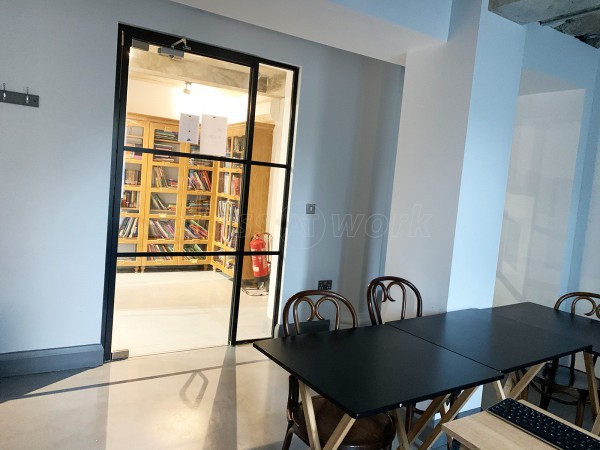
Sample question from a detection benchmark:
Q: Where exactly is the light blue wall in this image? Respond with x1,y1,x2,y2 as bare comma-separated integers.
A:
327,0,452,41
0,0,403,353
446,3,525,310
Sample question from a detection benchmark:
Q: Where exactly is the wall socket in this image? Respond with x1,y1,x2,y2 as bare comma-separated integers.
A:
306,203,316,214
318,280,332,290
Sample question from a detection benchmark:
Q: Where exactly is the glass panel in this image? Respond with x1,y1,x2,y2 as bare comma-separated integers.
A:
117,119,147,272
237,255,279,341
253,64,295,164
117,242,141,268
244,165,286,252
127,43,250,159
112,263,234,356
152,124,182,162
114,37,296,354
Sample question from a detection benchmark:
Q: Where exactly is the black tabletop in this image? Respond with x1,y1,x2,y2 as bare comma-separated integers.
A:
253,325,502,419
387,309,592,373
492,302,600,356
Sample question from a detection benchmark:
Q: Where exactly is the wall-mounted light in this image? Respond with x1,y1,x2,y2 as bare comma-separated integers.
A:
183,82,192,95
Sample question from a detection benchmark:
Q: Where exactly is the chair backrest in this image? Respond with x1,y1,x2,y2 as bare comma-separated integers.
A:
555,292,600,318
367,276,423,325
282,290,358,337
553,292,600,370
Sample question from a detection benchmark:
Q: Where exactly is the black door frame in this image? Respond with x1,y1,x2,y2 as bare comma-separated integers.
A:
102,24,298,361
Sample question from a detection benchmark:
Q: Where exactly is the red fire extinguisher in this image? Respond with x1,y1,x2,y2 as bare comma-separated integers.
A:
250,233,271,284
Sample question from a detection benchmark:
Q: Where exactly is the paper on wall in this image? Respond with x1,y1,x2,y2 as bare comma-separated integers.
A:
179,113,200,144
200,114,228,156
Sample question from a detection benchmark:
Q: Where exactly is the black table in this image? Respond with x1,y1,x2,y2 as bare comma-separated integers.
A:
492,301,600,432
254,325,502,450
492,302,600,355
387,308,594,413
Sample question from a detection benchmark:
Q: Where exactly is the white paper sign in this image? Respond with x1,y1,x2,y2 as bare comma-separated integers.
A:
200,114,228,156
179,113,200,144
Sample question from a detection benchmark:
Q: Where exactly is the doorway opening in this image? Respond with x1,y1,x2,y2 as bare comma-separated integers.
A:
103,25,298,359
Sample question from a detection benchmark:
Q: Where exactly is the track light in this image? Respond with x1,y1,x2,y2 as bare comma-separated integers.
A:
183,82,192,95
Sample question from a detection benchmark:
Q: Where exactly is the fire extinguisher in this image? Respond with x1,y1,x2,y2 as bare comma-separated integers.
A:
250,233,271,286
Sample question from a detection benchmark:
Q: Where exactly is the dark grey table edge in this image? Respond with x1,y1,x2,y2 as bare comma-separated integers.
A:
253,325,503,419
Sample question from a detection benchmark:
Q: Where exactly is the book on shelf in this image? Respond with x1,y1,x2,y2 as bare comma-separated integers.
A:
232,135,246,154
184,219,209,239
121,190,140,209
149,219,175,239
184,244,205,252
147,243,173,261
124,168,141,186
219,173,230,194
118,217,138,238
153,154,177,163
186,197,210,215
231,174,241,196
188,170,212,191
189,157,212,167
154,143,174,152
150,193,176,212
152,167,178,189
154,130,178,141
216,199,240,223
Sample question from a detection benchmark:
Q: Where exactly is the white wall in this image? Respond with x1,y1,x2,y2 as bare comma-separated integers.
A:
494,90,585,308
580,132,600,291
385,0,524,314
578,63,600,293
446,2,525,311
385,1,479,314
520,24,600,295
0,0,403,353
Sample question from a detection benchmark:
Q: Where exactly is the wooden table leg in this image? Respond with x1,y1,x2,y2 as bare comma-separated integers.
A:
323,415,356,450
408,395,450,446
298,381,356,450
299,382,322,450
583,352,600,435
585,352,599,417
492,380,506,400
507,363,545,399
418,387,478,450
393,408,410,450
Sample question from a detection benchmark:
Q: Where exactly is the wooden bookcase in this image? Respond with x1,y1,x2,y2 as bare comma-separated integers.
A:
117,114,273,279
117,117,149,269
211,122,274,279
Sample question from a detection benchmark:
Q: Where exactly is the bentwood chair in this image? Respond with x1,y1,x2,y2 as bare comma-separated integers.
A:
533,292,600,427
366,276,424,432
281,290,396,450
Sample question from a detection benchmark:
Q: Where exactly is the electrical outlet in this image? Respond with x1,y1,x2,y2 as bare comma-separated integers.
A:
318,280,332,290
306,203,316,214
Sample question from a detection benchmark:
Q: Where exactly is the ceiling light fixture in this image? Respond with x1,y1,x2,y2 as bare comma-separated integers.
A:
183,82,192,95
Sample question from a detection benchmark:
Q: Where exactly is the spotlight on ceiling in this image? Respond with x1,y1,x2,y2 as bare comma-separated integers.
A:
183,82,192,95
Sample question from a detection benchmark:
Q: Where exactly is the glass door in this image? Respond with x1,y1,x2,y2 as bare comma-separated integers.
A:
234,64,297,342
103,26,298,359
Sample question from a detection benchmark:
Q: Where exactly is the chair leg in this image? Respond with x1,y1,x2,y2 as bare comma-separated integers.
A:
539,386,552,410
405,404,414,433
575,392,587,428
281,424,294,450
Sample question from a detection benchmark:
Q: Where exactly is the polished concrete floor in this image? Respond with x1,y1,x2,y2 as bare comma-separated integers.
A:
113,270,274,356
0,345,303,449
1,344,592,449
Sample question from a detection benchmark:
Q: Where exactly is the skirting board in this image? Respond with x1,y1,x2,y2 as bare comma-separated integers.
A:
0,344,103,378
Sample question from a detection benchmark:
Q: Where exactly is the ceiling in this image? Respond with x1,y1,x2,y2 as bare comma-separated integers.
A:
489,0,600,48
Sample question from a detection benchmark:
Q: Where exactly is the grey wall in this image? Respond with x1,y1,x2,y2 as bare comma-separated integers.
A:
0,0,403,355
